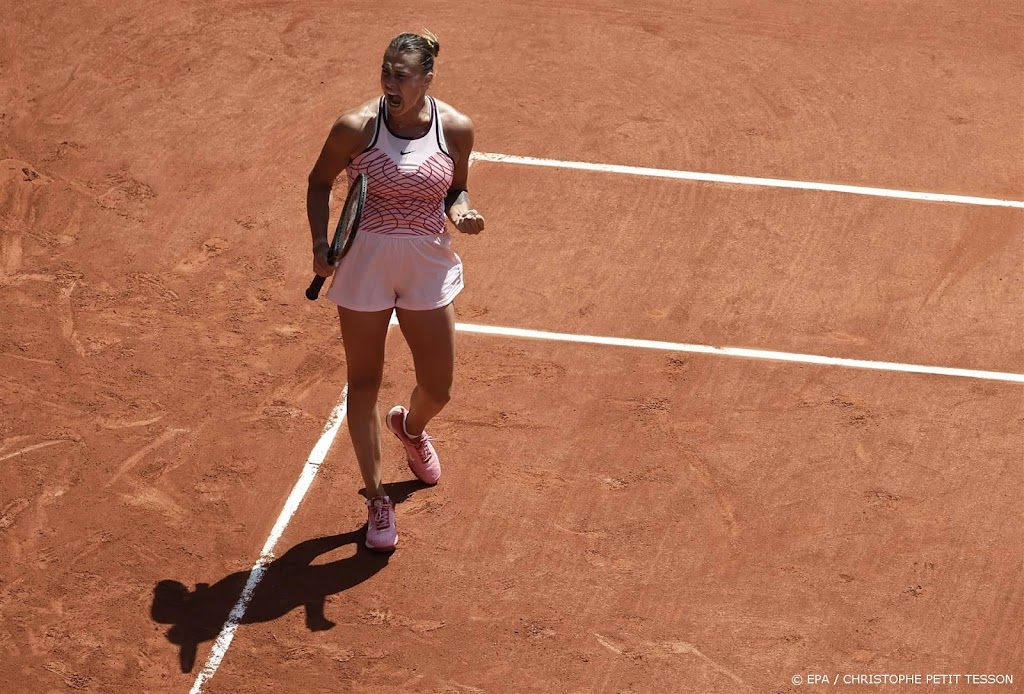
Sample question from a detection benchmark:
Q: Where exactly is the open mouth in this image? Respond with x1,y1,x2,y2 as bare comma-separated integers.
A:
386,94,402,109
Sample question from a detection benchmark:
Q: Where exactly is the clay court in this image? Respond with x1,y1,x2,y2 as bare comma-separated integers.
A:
2,1,1023,692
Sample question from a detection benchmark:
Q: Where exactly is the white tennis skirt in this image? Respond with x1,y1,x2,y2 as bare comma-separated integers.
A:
325,231,464,312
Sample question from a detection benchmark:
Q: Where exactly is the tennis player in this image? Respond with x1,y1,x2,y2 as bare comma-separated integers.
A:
306,31,485,552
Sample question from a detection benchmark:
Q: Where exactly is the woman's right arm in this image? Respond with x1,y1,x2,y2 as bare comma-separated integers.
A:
307,111,366,278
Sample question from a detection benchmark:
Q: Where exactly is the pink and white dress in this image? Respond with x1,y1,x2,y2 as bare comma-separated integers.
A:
327,96,464,311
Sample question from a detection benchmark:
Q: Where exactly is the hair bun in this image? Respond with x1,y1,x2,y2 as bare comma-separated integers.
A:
420,30,440,57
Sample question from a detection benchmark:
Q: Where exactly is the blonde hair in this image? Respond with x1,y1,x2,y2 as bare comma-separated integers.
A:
385,31,440,73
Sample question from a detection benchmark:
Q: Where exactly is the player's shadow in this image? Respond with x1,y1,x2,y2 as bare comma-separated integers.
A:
151,479,426,673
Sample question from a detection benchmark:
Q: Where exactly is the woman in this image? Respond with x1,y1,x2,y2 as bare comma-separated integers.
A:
306,31,485,552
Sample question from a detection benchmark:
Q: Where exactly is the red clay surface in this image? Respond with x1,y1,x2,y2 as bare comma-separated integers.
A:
2,1,1022,693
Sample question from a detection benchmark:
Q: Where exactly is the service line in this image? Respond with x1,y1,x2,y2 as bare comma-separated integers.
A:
454,322,1024,384
189,387,349,694
470,152,1024,209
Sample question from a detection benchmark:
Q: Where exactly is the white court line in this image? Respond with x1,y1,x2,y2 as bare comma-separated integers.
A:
470,152,1024,209
455,322,1024,384
189,387,349,694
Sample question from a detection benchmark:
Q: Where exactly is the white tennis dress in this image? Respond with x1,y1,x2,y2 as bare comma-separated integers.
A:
326,96,464,311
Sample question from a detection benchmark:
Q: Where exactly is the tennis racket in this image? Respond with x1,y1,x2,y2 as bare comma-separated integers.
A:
306,172,368,301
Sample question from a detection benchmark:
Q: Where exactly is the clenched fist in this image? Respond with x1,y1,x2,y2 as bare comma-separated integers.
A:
453,210,485,235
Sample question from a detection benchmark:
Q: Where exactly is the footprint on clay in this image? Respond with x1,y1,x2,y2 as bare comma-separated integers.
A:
128,272,180,302
174,237,230,273
44,141,86,163
0,498,31,529
458,304,489,319
1,159,53,190
602,477,627,490
94,171,156,220
273,325,303,340
0,160,52,278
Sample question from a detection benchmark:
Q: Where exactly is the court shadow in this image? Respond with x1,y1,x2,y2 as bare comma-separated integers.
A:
151,528,389,673
360,477,430,504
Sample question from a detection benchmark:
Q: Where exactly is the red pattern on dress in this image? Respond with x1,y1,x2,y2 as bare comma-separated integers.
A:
348,148,454,237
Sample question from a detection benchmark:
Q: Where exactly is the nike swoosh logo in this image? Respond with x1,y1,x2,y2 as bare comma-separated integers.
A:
400,149,413,155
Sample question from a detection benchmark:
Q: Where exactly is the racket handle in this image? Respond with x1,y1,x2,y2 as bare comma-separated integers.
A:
305,274,327,301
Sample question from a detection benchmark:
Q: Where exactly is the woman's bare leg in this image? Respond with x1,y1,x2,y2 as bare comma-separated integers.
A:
394,302,456,436
338,306,394,497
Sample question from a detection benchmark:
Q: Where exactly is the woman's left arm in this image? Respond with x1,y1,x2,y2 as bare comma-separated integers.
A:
444,110,485,235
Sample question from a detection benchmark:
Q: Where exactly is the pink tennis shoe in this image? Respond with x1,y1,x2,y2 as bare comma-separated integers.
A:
365,495,398,552
385,405,441,485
